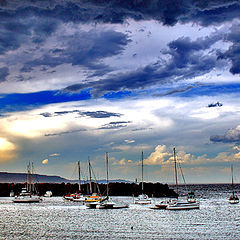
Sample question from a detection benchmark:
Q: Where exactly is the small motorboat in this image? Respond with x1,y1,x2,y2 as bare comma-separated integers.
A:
187,192,196,203
44,191,53,197
154,199,177,209
134,194,152,205
229,194,239,204
13,188,42,203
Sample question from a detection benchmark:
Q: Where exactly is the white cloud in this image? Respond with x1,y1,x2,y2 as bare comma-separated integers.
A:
49,153,60,157
124,139,135,144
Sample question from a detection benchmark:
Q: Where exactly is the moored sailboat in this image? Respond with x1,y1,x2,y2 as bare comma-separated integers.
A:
85,157,106,208
87,152,129,209
166,148,199,210
13,162,42,203
72,161,86,203
229,164,239,204
134,151,151,205
63,161,86,202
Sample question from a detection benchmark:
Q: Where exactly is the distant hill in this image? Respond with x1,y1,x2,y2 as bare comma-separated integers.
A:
0,172,132,184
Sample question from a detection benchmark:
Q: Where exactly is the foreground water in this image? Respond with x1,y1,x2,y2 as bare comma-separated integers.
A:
0,184,239,239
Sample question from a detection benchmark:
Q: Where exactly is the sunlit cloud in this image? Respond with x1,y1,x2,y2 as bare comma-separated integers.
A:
0,137,17,162
144,145,237,166
42,159,49,164
113,158,127,166
112,144,151,152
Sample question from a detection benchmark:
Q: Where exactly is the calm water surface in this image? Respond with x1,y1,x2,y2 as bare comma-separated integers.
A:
0,185,240,239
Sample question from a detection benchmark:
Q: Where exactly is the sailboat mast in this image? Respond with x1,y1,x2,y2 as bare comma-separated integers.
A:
106,152,109,198
27,162,32,192
78,161,81,192
88,157,92,194
141,151,144,194
32,162,35,193
173,148,178,198
231,164,234,196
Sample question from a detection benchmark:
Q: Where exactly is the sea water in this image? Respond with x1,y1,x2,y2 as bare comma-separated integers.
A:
0,184,239,239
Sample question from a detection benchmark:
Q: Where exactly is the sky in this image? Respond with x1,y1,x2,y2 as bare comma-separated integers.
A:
1,0,240,184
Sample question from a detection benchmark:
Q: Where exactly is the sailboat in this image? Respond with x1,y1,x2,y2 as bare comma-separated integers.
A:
87,152,129,209
95,152,116,209
229,164,239,204
166,148,199,210
72,161,86,203
85,157,106,207
134,151,151,205
63,161,84,201
13,162,42,203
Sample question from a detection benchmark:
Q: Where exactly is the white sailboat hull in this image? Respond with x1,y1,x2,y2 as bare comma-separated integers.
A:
229,199,239,204
166,201,200,210
134,199,152,205
13,196,42,203
134,194,151,205
155,199,177,209
72,197,86,203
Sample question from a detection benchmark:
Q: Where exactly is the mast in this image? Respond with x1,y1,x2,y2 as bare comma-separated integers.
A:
231,164,234,196
106,152,109,198
173,148,178,198
78,161,81,192
32,162,35,194
88,157,92,194
141,151,144,194
27,162,32,192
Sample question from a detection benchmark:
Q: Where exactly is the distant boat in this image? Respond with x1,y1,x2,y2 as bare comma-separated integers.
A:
134,151,151,205
187,192,196,203
229,164,239,204
44,191,53,197
13,162,42,203
166,148,199,210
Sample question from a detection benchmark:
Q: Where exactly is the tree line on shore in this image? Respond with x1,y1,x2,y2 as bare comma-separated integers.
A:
0,182,177,197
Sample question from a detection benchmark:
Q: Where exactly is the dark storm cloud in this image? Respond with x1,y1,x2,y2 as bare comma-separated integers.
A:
45,129,86,137
154,83,204,97
1,0,240,98
207,102,223,108
210,127,240,143
99,121,131,129
0,16,59,55
21,30,130,72
0,67,9,82
217,23,240,74
40,110,122,118
64,34,222,96
1,0,240,26
81,111,122,118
